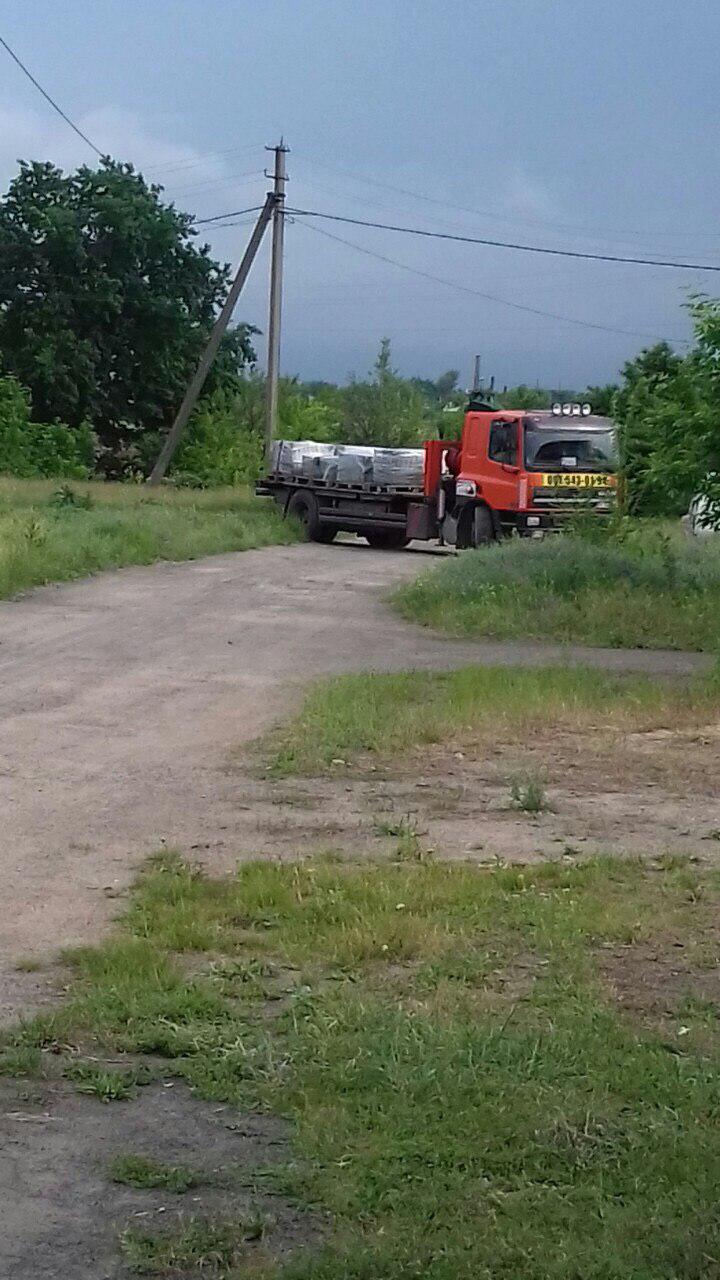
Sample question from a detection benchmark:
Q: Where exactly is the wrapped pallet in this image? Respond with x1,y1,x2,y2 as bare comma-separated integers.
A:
276,440,332,476
334,448,374,485
371,448,425,488
300,444,337,479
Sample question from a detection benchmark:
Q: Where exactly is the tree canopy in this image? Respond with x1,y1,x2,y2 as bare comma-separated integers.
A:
0,159,256,458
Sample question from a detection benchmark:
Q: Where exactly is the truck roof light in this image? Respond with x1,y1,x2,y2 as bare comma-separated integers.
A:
552,402,592,417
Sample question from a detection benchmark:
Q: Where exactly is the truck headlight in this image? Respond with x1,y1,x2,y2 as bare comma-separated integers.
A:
456,479,477,497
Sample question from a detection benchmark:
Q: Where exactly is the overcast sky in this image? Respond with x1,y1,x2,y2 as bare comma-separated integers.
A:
2,0,720,389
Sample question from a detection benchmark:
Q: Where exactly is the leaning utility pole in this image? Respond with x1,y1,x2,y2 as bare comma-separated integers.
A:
148,192,276,486
264,140,289,461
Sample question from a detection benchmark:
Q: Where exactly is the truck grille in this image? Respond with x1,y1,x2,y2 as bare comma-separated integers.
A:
532,487,615,510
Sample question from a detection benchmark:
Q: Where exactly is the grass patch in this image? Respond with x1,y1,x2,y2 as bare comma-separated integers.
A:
266,663,720,774
121,1213,267,1274
63,1059,154,1101
13,852,720,1277
509,773,551,813
0,477,297,598
110,1153,200,1193
0,1045,42,1077
394,532,720,651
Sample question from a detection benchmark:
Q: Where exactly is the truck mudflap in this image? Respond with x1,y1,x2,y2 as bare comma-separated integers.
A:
406,502,437,541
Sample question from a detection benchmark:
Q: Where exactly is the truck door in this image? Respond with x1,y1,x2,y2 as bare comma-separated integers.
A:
484,418,520,511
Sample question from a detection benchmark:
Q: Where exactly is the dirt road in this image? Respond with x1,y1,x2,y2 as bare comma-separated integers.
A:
0,541,710,1018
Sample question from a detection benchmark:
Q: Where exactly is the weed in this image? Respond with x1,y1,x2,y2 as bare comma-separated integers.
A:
120,1213,267,1273
394,529,720,650
63,1060,154,1101
14,957,43,973
0,1045,42,1077
110,1154,199,1193
509,773,551,813
51,484,94,510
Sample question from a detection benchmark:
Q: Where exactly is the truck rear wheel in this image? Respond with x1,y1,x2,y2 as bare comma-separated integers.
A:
287,492,336,543
365,528,410,550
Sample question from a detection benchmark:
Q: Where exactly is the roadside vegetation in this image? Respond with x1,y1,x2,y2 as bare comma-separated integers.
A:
5,852,720,1278
395,528,720,651
266,663,719,775
0,479,297,599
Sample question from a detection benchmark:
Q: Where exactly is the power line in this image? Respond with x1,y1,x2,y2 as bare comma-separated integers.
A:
0,34,104,157
283,207,720,272
298,220,689,345
169,169,265,198
195,205,264,226
143,142,263,178
296,153,720,244
197,200,720,270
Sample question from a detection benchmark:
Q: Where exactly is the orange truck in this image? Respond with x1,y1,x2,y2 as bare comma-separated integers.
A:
257,399,618,549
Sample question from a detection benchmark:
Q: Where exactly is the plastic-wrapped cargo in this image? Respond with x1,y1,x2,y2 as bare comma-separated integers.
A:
275,441,333,476
334,447,374,485
300,444,336,479
372,448,425,489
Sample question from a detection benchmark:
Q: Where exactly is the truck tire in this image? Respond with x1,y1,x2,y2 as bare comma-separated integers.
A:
287,492,336,543
472,505,495,547
457,503,495,549
365,528,410,550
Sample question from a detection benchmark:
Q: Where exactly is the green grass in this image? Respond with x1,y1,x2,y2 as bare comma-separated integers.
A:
11,852,720,1278
0,477,297,598
121,1213,267,1274
509,773,551,813
394,532,720,651
0,1045,42,1077
266,664,720,774
63,1059,154,1101
110,1154,200,1193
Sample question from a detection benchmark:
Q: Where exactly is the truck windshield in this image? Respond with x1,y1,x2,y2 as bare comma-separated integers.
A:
523,422,618,472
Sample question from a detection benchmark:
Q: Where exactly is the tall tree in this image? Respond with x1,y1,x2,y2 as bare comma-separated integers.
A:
0,159,256,457
340,339,428,446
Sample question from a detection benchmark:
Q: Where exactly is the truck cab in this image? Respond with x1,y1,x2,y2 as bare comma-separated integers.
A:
441,400,618,547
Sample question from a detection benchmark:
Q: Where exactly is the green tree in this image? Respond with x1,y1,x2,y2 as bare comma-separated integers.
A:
583,384,618,417
339,339,428,446
495,385,551,410
0,159,256,461
434,369,460,401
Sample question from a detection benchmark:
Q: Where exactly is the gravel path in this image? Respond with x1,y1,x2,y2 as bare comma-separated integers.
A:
0,540,710,1018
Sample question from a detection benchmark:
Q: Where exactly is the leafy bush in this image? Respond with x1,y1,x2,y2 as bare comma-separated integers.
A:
173,389,263,487
0,375,93,478
614,302,720,516
395,531,720,650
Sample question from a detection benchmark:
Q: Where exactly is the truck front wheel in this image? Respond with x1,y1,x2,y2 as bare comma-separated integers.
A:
457,503,495,549
287,493,336,543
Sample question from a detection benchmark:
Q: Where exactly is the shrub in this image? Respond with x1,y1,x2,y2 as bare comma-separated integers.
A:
0,376,93,478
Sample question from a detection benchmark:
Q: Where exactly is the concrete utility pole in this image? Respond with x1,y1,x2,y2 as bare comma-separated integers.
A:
148,194,275,486
471,353,481,392
264,140,289,461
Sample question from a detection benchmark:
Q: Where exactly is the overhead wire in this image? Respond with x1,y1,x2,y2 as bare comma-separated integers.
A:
0,34,104,157
283,207,720,273
295,152,720,244
197,198,720,271
296,219,690,345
